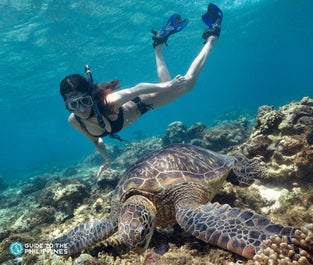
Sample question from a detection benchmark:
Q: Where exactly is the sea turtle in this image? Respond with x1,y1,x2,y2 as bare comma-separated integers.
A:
53,144,298,259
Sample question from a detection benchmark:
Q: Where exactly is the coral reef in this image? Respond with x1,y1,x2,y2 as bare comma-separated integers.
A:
162,121,188,145
0,233,36,264
240,97,313,183
251,224,313,265
111,137,163,170
202,116,251,151
1,98,313,264
39,180,90,221
11,206,56,232
162,116,252,152
21,175,52,195
96,169,121,189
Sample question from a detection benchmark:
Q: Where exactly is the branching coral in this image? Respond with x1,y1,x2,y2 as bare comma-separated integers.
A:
253,224,313,265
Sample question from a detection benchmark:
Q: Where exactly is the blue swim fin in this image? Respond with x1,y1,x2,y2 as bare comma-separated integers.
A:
152,14,189,48
202,3,223,39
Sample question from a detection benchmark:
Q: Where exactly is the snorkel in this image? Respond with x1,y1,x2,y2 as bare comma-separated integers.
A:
85,65,106,128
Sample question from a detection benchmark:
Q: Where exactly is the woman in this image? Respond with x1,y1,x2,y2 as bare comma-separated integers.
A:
60,3,223,175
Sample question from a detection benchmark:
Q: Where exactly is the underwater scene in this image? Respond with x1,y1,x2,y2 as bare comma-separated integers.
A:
1,0,313,264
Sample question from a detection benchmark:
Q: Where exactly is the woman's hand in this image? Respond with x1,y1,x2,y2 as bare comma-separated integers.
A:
96,159,112,178
167,75,186,90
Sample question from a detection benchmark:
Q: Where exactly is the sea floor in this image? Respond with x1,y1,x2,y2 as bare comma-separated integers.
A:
1,97,313,265
0,168,278,265
1,148,311,264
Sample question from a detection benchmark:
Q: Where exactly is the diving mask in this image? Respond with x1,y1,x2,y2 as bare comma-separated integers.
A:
65,94,94,112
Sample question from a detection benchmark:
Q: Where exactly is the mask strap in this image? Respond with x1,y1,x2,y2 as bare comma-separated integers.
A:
85,65,106,128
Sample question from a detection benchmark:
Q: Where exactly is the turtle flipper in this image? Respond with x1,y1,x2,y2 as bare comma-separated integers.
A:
52,218,117,256
176,202,297,259
152,14,189,48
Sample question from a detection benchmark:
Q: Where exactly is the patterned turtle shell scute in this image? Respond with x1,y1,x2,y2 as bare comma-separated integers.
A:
114,144,235,201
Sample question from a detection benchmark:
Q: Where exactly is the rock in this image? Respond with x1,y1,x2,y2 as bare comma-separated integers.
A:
203,116,251,151
241,97,313,182
11,207,56,232
162,121,188,145
162,117,251,152
63,167,78,177
21,175,49,195
97,169,121,189
186,122,206,139
112,137,162,170
254,105,283,135
39,180,90,219
73,253,100,265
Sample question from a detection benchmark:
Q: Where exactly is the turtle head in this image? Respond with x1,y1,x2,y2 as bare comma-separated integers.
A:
227,166,255,187
227,152,265,187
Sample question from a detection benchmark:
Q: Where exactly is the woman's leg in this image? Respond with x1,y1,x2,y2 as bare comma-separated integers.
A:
143,3,222,109
184,35,218,90
154,44,171,82
141,35,218,108
152,14,188,82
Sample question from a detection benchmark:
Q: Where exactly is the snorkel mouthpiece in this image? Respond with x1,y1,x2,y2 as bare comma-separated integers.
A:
85,65,106,128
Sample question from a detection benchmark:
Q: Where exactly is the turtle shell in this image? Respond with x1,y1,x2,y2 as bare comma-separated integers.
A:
113,144,235,203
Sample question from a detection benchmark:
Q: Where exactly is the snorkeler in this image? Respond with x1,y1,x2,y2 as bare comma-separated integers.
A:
60,3,223,175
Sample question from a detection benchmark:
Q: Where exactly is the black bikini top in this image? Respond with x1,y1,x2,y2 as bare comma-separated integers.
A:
75,107,124,138
75,97,152,141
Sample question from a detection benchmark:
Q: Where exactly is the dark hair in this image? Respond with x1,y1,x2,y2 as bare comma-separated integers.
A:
60,74,120,115
60,74,91,100
94,80,120,116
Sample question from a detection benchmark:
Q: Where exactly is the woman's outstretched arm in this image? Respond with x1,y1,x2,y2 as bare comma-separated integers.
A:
68,114,111,173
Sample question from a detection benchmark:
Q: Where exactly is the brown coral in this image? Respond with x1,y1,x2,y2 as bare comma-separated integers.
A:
39,180,90,220
252,224,313,265
241,97,313,182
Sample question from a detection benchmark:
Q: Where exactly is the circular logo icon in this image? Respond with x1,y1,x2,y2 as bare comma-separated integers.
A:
9,241,24,256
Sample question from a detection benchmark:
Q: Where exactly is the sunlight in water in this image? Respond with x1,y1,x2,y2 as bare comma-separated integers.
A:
220,0,266,10
177,0,267,12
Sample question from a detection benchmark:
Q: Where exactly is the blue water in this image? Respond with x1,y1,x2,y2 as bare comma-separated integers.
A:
1,0,313,182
